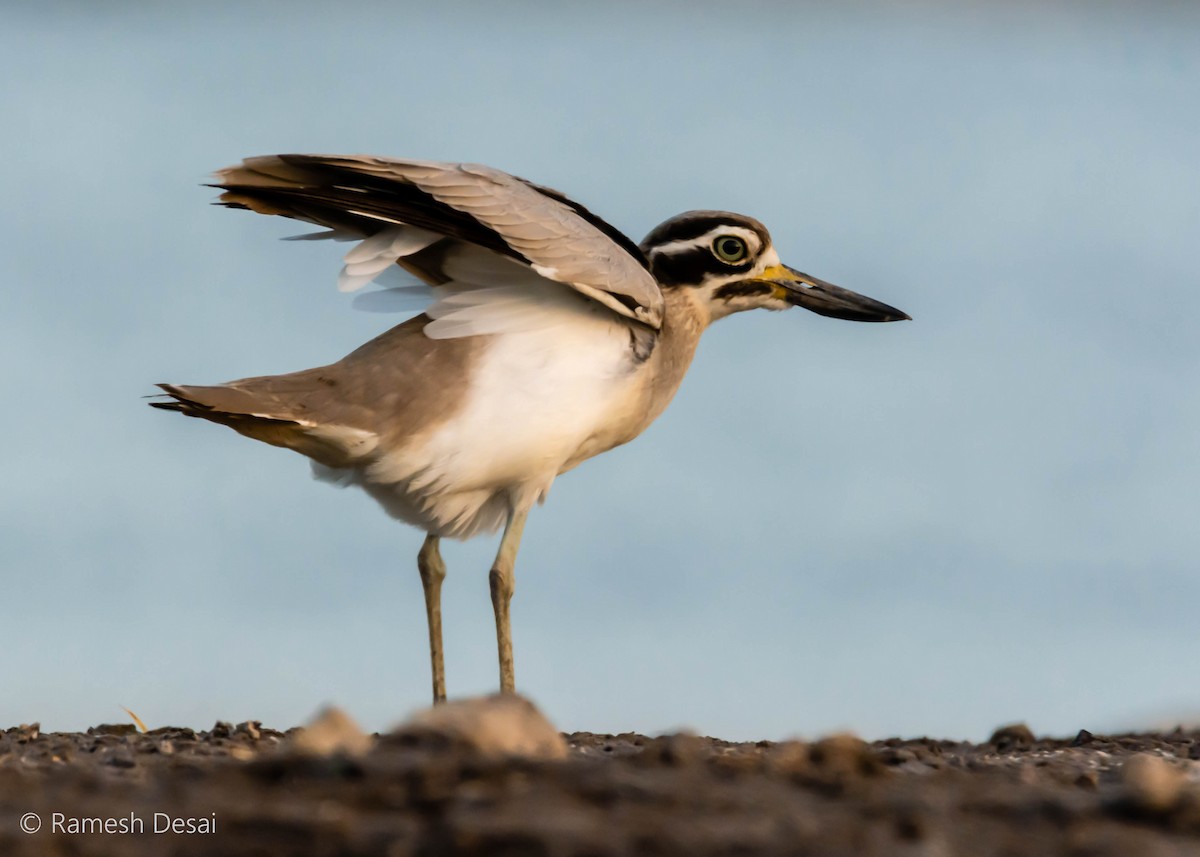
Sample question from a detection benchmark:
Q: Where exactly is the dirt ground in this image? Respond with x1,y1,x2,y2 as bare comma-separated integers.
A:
3,715,1200,857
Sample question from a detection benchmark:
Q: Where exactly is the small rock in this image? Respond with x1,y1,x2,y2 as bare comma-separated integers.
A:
236,721,262,741
289,707,371,757
88,723,139,737
808,733,883,780
395,694,566,760
210,721,234,739
1071,729,1095,747
989,723,1035,751
7,723,39,742
636,732,704,767
767,740,810,776
105,751,136,768
880,747,916,766
1121,754,1185,814
148,726,196,740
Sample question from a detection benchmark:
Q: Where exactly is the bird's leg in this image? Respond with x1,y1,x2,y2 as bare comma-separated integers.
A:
489,507,529,694
417,534,448,704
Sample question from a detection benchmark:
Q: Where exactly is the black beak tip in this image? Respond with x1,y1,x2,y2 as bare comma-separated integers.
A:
861,300,910,323
870,299,911,323
832,304,912,323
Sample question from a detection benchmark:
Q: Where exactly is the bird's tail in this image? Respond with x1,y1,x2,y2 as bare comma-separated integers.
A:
150,383,371,468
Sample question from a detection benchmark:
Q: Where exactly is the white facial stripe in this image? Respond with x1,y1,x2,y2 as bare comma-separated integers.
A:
647,225,764,258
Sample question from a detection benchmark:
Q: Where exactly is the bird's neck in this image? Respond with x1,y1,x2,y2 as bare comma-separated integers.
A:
638,286,711,424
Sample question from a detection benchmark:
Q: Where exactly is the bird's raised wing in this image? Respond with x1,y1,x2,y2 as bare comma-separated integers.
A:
214,154,663,330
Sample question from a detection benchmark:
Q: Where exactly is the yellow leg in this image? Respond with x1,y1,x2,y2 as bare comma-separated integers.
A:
417,534,448,704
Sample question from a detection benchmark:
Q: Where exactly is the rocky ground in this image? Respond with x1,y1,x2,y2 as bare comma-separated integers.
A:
3,698,1200,856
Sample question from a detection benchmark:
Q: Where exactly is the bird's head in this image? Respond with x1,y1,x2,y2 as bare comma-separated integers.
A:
640,212,909,324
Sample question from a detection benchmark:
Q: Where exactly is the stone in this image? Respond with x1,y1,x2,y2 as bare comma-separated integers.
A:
1120,754,1185,814
88,723,138,737
395,694,566,761
289,707,371,757
210,721,234,739
236,721,262,741
988,723,1035,751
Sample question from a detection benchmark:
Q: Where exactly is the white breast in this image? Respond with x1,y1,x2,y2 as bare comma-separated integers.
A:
343,311,643,539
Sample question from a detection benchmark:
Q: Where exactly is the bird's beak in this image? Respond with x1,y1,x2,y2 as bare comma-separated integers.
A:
761,264,910,322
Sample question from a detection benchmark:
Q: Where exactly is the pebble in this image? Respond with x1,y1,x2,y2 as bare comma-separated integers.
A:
89,723,139,737
810,733,880,776
210,721,234,739
1120,754,1185,814
395,694,567,761
105,751,136,768
989,723,1035,751
6,723,39,742
289,707,372,757
236,720,262,741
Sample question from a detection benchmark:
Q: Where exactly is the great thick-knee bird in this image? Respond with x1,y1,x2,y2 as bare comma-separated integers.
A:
152,154,909,703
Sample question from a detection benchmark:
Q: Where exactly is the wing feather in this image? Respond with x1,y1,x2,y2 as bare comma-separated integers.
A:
335,226,441,292
213,154,663,329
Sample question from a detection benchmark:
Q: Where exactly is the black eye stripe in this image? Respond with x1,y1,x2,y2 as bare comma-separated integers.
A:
649,246,755,287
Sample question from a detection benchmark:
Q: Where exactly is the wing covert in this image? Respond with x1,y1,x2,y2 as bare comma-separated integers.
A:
214,154,664,329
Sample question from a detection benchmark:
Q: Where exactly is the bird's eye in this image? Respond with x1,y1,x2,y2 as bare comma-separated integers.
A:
712,235,748,264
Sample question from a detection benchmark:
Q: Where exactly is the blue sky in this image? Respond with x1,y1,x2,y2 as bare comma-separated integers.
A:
2,1,1198,740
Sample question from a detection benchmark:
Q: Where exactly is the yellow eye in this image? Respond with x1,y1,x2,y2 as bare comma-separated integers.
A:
713,235,748,263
